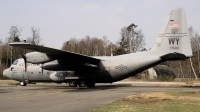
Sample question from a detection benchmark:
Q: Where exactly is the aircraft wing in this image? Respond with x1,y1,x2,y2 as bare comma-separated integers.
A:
9,42,101,65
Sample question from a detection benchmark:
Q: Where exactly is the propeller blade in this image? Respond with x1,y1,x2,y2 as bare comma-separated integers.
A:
21,54,27,73
40,64,44,74
42,68,43,74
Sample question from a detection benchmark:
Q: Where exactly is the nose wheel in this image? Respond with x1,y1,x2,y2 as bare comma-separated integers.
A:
20,81,27,86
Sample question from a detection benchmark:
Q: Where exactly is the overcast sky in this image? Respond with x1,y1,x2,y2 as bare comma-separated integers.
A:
0,0,199,50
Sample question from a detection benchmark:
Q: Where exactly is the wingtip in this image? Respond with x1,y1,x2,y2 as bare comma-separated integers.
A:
9,42,32,46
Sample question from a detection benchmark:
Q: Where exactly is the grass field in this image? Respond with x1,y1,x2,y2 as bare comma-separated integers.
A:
92,92,200,112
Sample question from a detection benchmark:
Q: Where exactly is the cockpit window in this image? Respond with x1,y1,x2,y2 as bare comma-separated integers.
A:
12,60,18,65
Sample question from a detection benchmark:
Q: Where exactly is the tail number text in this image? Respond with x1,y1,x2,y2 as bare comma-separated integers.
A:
169,38,180,50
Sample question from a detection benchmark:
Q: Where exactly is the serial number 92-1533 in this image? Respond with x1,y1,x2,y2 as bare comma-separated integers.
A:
170,46,179,50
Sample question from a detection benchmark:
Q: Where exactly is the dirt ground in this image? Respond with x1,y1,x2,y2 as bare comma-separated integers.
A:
122,78,200,82
156,83,200,87
0,80,18,85
122,92,200,104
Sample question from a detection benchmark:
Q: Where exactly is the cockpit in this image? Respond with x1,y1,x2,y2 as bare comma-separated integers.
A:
3,59,24,80
11,59,25,66
11,59,42,67
12,60,19,65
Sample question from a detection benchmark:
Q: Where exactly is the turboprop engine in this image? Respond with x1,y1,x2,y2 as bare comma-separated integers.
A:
42,60,66,70
26,52,55,63
42,60,98,71
49,71,66,81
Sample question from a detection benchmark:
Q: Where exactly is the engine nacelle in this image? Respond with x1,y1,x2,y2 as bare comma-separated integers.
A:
42,60,98,71
26,52,55,63
49,71,66,81
41,60,65,70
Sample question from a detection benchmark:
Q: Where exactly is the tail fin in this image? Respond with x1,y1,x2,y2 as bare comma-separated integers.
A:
150,8,192,60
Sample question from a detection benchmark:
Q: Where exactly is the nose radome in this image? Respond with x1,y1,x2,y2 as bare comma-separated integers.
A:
3,69,10,78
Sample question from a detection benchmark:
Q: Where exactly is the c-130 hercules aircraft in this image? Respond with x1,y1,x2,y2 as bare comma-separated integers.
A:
3,8,192,87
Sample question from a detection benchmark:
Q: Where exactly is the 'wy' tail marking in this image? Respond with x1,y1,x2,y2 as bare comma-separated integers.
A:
168,38,180,45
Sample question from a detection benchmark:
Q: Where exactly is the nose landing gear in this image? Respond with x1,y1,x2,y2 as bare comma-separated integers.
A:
20,81,27,86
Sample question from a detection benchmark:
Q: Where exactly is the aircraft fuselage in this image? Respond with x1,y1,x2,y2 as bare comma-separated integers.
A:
3,51,162,84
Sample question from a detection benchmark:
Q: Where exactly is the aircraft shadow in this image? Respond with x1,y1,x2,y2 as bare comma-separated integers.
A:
19,83,132,92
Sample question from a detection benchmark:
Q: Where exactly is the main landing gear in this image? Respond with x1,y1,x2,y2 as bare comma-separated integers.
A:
68,80,77,87
68,80,95,87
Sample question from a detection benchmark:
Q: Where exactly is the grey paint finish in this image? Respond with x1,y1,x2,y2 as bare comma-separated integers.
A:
4,8,193,84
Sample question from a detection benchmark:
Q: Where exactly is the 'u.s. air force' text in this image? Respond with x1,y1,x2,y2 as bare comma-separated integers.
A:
169,38,180,50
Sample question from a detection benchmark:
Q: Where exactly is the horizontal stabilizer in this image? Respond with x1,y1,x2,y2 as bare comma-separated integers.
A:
160,53,188,60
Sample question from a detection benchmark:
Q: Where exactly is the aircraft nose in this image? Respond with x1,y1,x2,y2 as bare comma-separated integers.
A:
3,69,10,78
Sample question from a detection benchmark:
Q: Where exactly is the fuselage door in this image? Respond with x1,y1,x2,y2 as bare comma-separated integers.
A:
22,71,28,80
38,67,42,76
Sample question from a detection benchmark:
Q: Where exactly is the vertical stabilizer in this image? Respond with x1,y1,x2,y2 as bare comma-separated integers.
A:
151,8,192,60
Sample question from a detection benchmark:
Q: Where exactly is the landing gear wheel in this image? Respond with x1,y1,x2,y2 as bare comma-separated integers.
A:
20,81,27,86
79,81,86,87
87,82,95,87
68,81,77,87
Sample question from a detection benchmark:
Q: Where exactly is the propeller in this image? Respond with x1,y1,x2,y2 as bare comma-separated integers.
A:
21,54,27,73
19,54,44,74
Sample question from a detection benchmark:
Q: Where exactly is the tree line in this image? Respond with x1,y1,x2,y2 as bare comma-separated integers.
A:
0,24,145,79
1,24,199,81
62,24,145,56
62,36,116,56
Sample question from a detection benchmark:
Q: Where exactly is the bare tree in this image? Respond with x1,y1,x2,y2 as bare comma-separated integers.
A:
113,35,129,55
62,36,116,56
188,26,198,80
179,61,184,78
131,29,145,53
196,32,200,77
62,37,78,52
113,25,145,55
8,26,22,65
8,26,22,42
102,36,109,56
30,27,40,45
0,38,2,66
